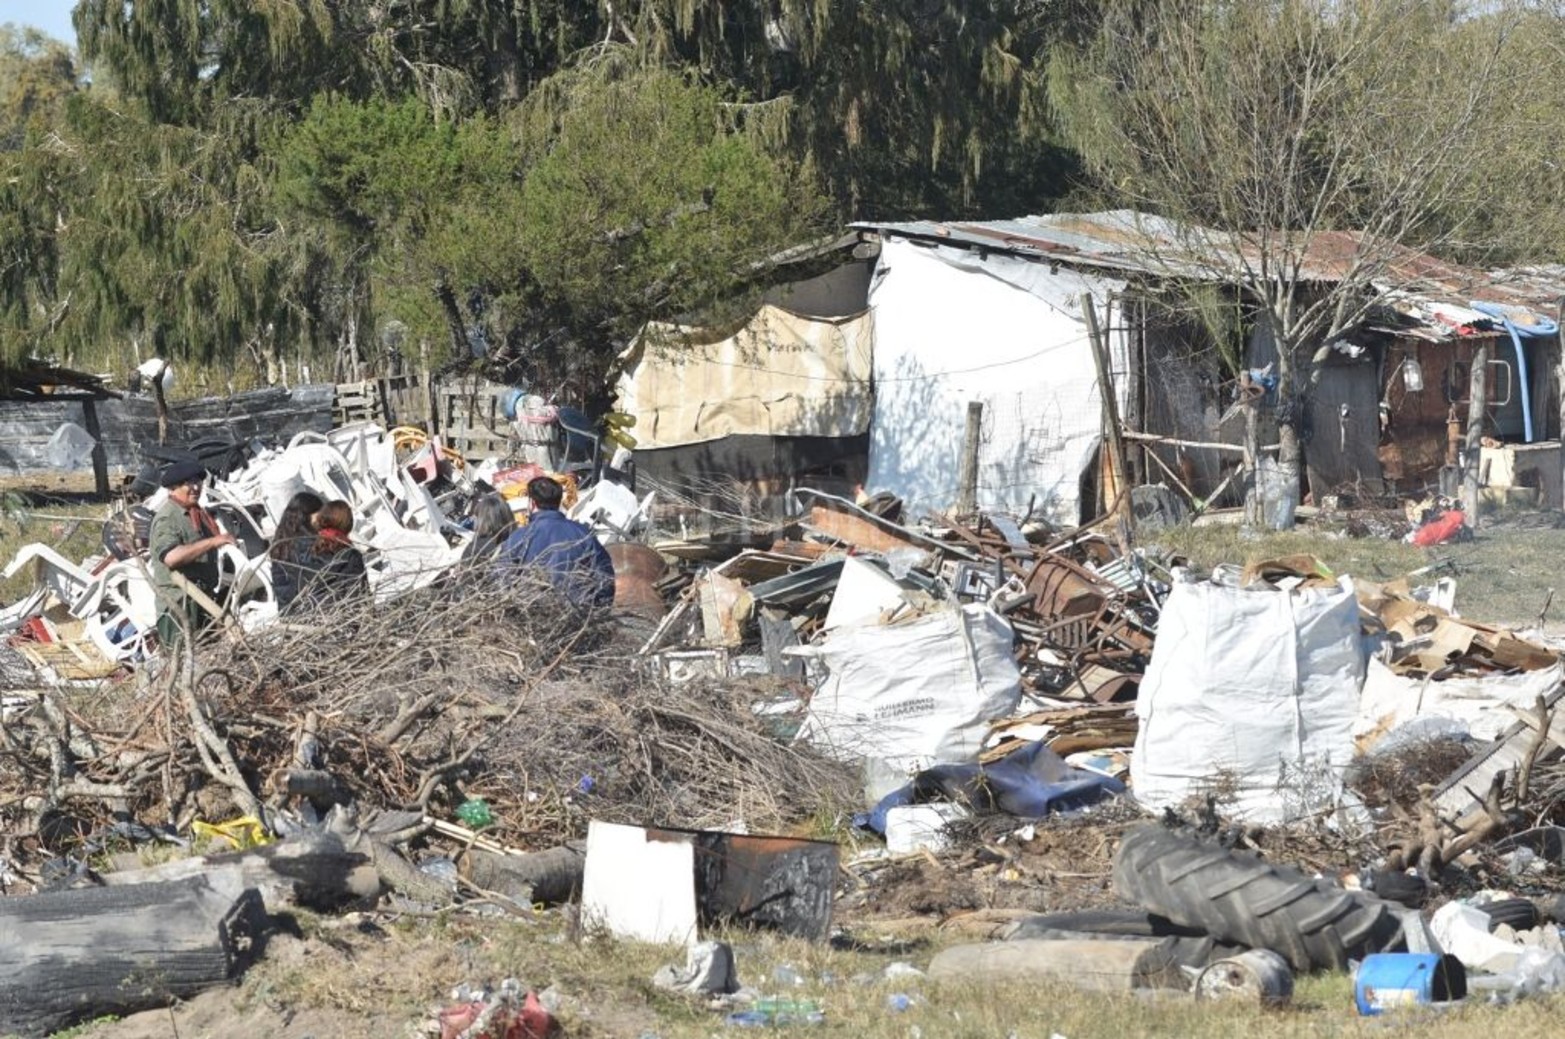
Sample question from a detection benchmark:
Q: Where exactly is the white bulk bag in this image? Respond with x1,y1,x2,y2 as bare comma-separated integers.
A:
1130,575,1365,823
797,603,1022,778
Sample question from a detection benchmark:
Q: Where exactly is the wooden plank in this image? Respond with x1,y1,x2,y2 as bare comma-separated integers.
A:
79,398,111,498
1434,683,1565,831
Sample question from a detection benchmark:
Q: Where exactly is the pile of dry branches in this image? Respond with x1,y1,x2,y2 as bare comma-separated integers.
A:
0,563,857,872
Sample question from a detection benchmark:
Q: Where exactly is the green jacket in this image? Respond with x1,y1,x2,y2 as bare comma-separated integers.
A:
148,498,219,615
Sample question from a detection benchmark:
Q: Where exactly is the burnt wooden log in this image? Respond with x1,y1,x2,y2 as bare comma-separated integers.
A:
99,831,380,911
0,873,266,1038
460,843,586,906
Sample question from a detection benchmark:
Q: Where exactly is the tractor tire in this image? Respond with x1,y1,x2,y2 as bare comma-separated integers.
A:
1112,825,1405,973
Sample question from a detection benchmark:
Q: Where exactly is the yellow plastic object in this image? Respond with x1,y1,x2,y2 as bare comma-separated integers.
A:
605,428,637,450
390,426,467,470
191,816,272,850
603,412,637,429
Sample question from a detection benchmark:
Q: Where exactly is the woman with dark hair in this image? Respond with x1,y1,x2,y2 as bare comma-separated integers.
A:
269,491,323,613
297,500,368,609
463,493,516,565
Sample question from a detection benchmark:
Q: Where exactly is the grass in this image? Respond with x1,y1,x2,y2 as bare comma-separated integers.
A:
1152,518,1565,628
177,913,1565,1039
0,494,107,603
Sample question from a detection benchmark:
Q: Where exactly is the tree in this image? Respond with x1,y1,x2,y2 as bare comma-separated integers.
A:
1051,0,1532,526
0,92,329,378
274,64,829,391
511,58,829,366
608,0,1086,217
74,0,1087,219
0,24,78,150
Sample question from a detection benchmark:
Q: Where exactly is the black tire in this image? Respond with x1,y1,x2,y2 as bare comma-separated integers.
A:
1112,825,1405,973
1482,897,1539,933
1366,870,1428,908
1007,909,1208,940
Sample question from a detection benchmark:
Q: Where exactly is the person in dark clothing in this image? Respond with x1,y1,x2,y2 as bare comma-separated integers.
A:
463,492,516,565
149,460,235,648
269,490,324,613
498,477,615,611
295,499,368,610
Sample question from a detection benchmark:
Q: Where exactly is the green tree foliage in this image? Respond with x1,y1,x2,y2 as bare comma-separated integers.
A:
0,92,325,374
272,65,827,388
602,0,1086,217
0,23,78,150
513,59,828,342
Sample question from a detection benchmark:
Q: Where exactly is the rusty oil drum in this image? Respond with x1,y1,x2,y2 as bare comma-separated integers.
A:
606,542,668,620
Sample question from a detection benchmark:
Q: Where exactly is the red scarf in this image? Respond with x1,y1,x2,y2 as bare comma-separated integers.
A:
186,505,220,538
317,527,352,550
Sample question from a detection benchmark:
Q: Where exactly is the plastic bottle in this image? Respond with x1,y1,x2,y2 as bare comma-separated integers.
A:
456,798,493,828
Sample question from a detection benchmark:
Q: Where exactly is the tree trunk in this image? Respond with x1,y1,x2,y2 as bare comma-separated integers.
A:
490,25,523,102
151,362,170,446
99,831,379,911
1242,397,1261,526
0,873,266,1038
1275,411,1302,530
460,843,586,906
347,308,362,382
436,277,469,360
1461,344,1490,516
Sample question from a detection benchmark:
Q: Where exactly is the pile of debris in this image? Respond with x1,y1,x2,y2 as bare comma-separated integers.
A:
0,420,653,681
12,410,1565,1031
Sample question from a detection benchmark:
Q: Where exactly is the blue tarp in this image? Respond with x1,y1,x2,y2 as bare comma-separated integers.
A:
856,740,1125,834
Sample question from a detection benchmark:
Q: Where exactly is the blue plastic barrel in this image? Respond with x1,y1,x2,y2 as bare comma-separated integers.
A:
1355,953,1466,1015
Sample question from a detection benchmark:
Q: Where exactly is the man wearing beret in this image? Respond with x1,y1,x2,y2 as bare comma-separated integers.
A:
149,460,235,648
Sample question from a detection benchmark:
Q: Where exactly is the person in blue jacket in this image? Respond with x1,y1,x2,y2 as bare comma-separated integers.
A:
498,476,615,611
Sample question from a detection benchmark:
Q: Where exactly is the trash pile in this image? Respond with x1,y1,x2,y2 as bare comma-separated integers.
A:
10,414,1565,1032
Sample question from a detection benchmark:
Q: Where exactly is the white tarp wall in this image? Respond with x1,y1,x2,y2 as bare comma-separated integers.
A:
867,237,1130,524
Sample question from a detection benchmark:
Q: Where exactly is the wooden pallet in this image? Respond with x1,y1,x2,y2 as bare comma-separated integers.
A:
15,638,120,681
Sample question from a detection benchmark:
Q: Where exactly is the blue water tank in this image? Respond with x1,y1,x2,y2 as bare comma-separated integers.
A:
500,388,528,422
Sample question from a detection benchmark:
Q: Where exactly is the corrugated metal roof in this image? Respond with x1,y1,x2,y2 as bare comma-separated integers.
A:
854,211,1565,341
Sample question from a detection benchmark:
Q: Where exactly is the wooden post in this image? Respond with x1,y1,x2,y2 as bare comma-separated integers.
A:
956,401,983,516
151,362,170,446
420,339,436,433
1461,344,1490,517
1557,297,1564,513
1082,294,1135,551
79,398,110,499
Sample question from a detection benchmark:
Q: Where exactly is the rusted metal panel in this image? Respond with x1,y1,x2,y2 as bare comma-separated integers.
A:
646,827,838,941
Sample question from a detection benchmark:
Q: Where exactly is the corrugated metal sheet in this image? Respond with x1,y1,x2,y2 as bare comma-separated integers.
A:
854,211,1565,342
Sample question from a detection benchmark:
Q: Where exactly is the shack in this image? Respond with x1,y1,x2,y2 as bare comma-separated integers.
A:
856,213,1565,517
